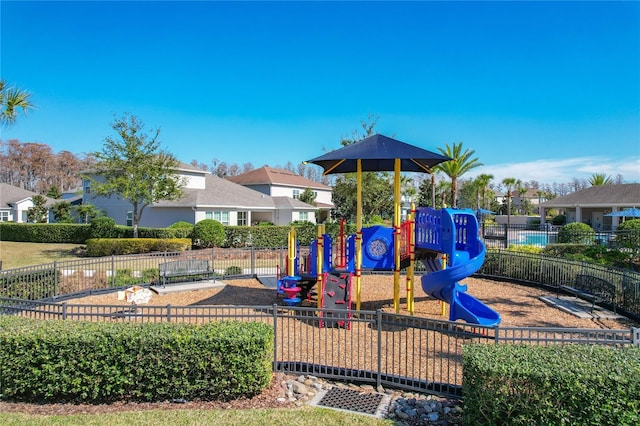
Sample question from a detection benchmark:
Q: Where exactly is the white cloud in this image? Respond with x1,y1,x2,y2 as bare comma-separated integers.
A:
467,156,640,186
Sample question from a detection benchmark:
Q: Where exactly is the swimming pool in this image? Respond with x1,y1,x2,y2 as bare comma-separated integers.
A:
509,232,557,247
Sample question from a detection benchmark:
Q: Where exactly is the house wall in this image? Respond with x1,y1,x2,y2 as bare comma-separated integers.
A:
139,208,196,228
15,199,36,223
270,185,297,198
243,184,271,196
181,170,206,189
314,189,332,205
272,185,332,205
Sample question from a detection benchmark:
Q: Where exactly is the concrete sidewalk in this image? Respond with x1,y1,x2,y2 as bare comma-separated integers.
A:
539,296,624,320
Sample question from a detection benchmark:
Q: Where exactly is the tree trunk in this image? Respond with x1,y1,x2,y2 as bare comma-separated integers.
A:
451,178,457,208
431,174,436,207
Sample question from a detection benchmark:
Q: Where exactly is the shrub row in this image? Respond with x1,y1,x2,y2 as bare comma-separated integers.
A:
85,238,191,256
0,223,91,243
0,316,274,403
463,343,640,425
1,220,362,247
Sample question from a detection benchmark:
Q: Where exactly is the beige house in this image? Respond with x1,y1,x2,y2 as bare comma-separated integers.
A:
83,163,317,227
0,183,54,223
228,166,334,222
539,183,640,230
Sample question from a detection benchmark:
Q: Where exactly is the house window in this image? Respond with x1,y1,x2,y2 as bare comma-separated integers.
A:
293,189,300,199
206,211,230,225
237,211,248,226
126,211,133,227
0,211,9,222
299,212,308,221
215,211,230,225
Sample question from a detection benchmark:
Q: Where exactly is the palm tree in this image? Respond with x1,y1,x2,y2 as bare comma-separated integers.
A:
436,179,451,208
474,173,494,210
436,142,483,208
515,181,528,214
588,173,613,186
0,80,34,126
502,177,521,226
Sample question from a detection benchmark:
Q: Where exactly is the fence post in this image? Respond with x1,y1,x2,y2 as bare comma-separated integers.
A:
279,246,284,274
111,255,115,288
166,304,171,322
631,327,640,348
376,309,382,390
250,246,255,276
502,223,508,249
62,302,67,320
54,261,58,297
494,325,500,344
273,304,279,371
539,253,544,287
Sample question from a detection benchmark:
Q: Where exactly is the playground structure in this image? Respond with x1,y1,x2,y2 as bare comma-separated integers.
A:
277,206,502,327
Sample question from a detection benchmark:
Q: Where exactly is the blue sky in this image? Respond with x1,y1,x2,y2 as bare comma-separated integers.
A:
2,1,639,186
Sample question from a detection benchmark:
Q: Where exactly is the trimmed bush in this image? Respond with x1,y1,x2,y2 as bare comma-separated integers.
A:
192,219,226,248
552,214,566,225
224,265,243,276
167,221,194,238
616,219,640,257
0,223,91,243
558,222,595,244
0,317,274,403
89,216,117,239
85,238,191,256
463,343,640,425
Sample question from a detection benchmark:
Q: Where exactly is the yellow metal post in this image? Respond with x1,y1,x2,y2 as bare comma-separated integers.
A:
393,159,401,313
316,225,324,309
355,159,363,310
287,227,296,276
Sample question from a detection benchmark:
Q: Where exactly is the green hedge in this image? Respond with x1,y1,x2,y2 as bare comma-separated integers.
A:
463,343,640,425
85,238,191,256
0,221,361,247
0,317,274,403
223,222,358,248
0,223,91,243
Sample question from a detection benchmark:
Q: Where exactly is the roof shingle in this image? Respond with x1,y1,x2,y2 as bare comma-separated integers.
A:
227,166,330,190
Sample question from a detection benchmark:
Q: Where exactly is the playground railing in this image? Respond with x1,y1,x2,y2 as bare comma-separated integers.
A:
0,299,637,399
2,246,639,318
476,250,640,321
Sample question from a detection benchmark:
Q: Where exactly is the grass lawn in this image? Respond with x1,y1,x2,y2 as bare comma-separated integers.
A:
0,241,84,269
0,406,395,426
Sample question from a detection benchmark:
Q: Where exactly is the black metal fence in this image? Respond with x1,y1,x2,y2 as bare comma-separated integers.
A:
2,246,640,399
478,250,640,319
480,222,637,249
2,247,640,317
1,300,637,399
0,247,285,301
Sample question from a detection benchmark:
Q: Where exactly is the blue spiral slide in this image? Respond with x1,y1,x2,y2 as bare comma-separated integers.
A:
418,208,501,326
